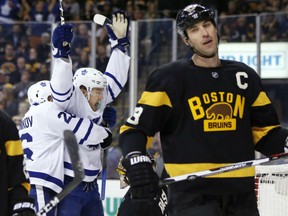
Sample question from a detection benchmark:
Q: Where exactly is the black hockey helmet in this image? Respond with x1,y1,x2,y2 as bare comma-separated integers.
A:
176,4,216,37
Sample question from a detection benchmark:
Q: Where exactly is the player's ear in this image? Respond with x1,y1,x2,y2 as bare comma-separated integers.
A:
182,36,190,46
80,87,88,99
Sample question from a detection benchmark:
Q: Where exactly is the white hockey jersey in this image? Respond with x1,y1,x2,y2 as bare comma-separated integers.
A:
50,49,130,124
19,102,109,192
50,48,130,178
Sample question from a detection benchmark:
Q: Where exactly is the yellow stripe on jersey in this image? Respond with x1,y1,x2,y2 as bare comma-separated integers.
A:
138,91,172,107
165,163,255,178
5,140,24,156
119,125,132,134
252,91,271,106
252,125,280,144
22,182,30,192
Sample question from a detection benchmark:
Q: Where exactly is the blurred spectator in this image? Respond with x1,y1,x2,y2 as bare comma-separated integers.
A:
265,0,283,12
70,23,91,61
36,32,51,63
0,43,19,84
62,0,80,21
34,63,50,81
22,0,56,22
15,56,27,75
5,23,26,48
219,22,237,42
111,0,126,12
15,100,29,118
13,70,33,102
96,43,109,73
80,0,97,21
97,0,113,20
25,48,41,81
219,0,239,16
96,26,109,48
0,83,18,117
0,25,6,55
73,49,90,71
279,5,288,40
261,13,281,41
0,0,21,23
233,16,249,42
16,36,30,59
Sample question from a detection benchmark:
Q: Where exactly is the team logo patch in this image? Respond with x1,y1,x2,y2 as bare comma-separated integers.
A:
211,72,219,78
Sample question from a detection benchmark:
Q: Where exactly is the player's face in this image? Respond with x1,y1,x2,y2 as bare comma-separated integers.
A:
88,88,104,111
185,20,218,57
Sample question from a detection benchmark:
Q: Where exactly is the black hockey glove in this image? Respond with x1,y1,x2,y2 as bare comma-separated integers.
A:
12,197,36,216
122,153,160,200
100,128,112,149
52,23,74,58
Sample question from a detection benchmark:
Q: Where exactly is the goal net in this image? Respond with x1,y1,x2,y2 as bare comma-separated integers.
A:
255,164,288,216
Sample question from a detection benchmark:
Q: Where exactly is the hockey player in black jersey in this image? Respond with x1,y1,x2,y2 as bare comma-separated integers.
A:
118,3,288,216
0,110,35,216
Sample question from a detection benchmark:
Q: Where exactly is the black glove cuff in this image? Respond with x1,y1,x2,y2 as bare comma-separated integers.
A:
12,197,36,216
100,128,112,149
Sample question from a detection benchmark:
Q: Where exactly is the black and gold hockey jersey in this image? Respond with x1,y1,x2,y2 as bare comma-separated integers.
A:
0,110,30,216
119,58,288,194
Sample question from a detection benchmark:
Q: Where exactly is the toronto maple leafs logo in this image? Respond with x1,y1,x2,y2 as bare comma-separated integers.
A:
81,69,88,75
40,81,47,87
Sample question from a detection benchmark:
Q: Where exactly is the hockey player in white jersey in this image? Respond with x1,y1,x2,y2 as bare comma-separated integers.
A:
50,11,130,216
50,11,130,124
19,80,112,216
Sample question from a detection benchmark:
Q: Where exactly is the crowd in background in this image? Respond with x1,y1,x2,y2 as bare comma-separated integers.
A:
0,0,288,177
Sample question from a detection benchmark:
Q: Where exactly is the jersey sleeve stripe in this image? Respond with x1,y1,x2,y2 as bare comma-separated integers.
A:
50,84,74,96
252,91,271,107
72,118,84,134
78,121,93,145
28,171,64,188
105,71,123,90
107,85,116,101
138,91,172,107
64,161,100,176
5,140,24,156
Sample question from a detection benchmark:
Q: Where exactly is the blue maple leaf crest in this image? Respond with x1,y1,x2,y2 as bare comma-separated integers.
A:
40,82,47,87
81,69,88,75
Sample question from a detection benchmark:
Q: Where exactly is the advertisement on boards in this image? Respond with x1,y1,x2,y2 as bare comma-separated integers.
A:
219,42,288,79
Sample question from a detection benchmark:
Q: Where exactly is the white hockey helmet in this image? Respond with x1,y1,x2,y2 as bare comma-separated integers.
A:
73,67,107,100
27,80,51,105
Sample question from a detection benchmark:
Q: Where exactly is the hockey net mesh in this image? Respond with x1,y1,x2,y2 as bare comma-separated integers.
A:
255,164,288,216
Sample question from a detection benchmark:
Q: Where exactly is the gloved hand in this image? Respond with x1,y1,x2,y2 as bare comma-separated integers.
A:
100,128,112,149
105,11,130,52
102,106,117,128
122,153,160,200
52,23,74,58
12,197,36,216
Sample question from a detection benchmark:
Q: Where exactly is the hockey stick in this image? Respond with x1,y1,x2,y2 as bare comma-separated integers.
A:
58,0,68,46
58,0,65,25
36,130,84,216
160,152,288,186
93,14,112,26
100,149,108,200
